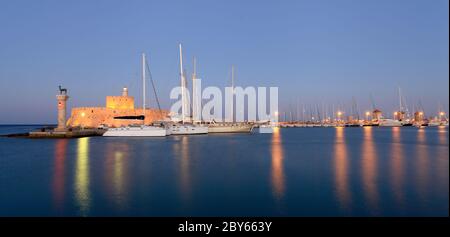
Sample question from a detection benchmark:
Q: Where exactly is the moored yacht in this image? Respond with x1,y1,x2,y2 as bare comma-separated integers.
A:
168,44,209,135
103,53,167,137
428,121,441,127
379,118,402,127
204,65,253,133
169,123,208,135
253,120,274,133
103,124,167,137
204,120,253,133
400,120,413,126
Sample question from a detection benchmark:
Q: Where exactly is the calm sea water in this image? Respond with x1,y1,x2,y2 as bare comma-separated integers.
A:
0,125,448,217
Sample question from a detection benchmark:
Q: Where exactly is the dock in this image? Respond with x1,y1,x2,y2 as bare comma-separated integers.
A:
29,128,105,138
3,128,105,138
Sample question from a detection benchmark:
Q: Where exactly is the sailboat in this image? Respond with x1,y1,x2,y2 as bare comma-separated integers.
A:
378,90,402,127
379,118,403,127
397,87,413,126
253,119,275,133
168,44,208,135
428,103,448,126
205,65,254,133
345,97,363,127
103,53,167,137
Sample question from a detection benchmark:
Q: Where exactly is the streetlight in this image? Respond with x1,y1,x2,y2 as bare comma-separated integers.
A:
365,111,370,121
337,111,342,122
439,111,445,120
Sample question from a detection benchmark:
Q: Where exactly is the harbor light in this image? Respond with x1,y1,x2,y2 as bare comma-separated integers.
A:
336,111,343,122
80,112,86,129
419,112,424,116
274,111,279,125
439,111,445,116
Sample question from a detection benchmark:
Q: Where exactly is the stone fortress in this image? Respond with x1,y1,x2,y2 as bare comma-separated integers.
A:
67,87,167,128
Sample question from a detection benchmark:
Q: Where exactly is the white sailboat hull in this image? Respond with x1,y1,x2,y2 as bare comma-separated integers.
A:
428,122,441,127
253,125,274,133
103,126,167,137
169,124,208,135
207,123,253,133
379,119,402,127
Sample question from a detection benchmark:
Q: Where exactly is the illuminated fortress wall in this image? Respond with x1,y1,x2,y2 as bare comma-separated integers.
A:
67,88,167,128
67,107,167,128
106,96,134,110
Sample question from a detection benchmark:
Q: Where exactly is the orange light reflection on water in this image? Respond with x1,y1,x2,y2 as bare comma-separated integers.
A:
334,127,351,211
105,142,129,210
390,127,405,209
53,139,67,212
75,137,90,216
438,126,447,145
415,128,429,203
180,136,191,199
271,127,285,200
361,126,379,214
173,136,192,203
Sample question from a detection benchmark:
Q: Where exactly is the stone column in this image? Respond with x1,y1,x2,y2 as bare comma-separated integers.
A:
56,94,69,131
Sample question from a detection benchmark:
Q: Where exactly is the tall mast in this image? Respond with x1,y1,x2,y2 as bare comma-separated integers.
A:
192,57,197,123
303,103,305,122
179,44,185,123
231,65,234,89
193,57,197,78
398,87,402,112
231,65,234,122
370,93,376,110
142,53,146,119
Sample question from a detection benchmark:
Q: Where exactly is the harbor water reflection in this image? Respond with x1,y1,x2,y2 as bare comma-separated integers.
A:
271,127,285,201
104,141,130,211
52,139,67,213
75,137,90,216
0,126,447,216
361,126,379,215
334,127,351,212
390,127,405,211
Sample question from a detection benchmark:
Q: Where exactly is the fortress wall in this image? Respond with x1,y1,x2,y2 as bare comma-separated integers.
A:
67,107,168,128
106,96,134,110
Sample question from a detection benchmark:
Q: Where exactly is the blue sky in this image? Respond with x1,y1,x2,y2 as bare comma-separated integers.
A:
0,0,448,123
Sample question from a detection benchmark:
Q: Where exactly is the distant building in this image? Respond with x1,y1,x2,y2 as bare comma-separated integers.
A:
394,111,405,121
414,111,424,122
372,109,382,121
67,87,167,128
